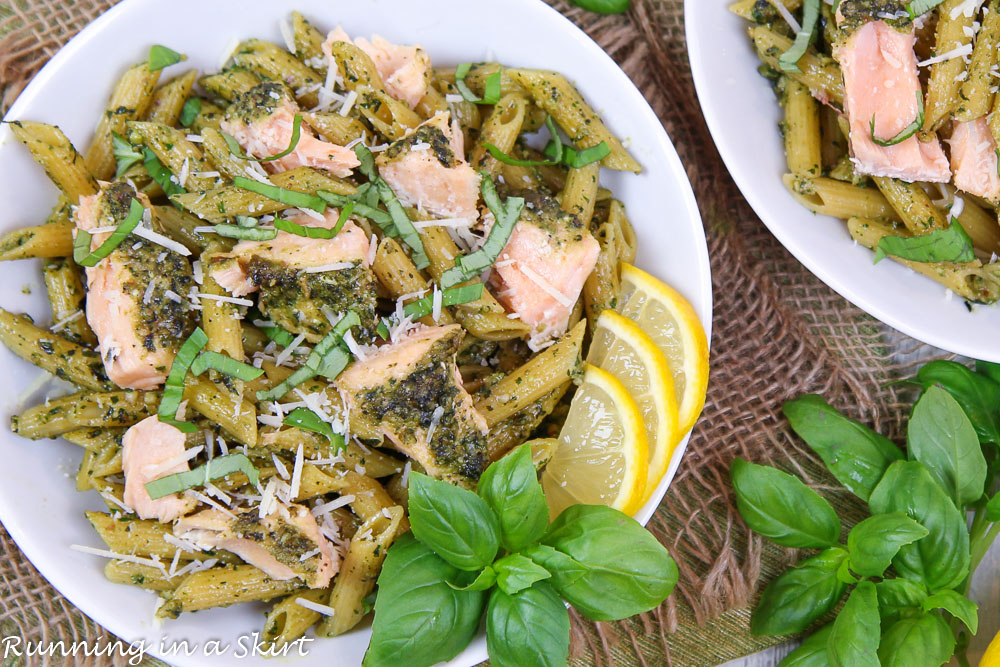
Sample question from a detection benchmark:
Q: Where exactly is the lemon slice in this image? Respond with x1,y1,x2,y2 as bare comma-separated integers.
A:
587,310,680,500
542,363,648,519
618,263,709,434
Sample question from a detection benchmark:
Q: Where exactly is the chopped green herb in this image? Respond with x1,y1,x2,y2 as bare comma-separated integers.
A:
144,453,259,499
375,180,428,268
455,64,502,105
559,142,612,168
111,132,143,178
907,0,944,19
159,327,209,433
874,219,976,265
870,92,924,147
190,350,264,381
778,0,820,73
209,224,278,241
222,114,304,162
376,284,485,338
283,407,345,451
273,203,356,239
148,45,184,72
73,197,145,268
440,175,524,287
144,148,186,204
178,98,202,128
232,176,326,213
317,190,391,226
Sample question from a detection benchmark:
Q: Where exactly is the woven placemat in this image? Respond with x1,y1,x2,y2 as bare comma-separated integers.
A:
0,1,953,665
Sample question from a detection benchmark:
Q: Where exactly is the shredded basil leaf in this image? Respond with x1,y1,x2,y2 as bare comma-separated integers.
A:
375,179,428,268
232,176,326,213
485,116,607,168
178,98,202,128
251,309,296,347
870,91,924,147
73,197,145,267
874,219,976,265
273,203,355,239
255,312,360,401
144,148,186,205
159,327,209,433
190,350,264,381
376,284,485,338
112,132,143,178
354,143,378,181
283,407,345,451
440,175,524,288
144,453,259,500
148,45,184,72
778,0,820,73
209,224,278,241
317,190,391,226
559,142,612,168
907,0,944,19
455,64,502,105
222,114,304,162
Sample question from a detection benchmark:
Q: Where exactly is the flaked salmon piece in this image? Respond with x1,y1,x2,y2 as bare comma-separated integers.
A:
490,192,599,347
212,212,378,342
950,118,1000,202
834,19,950,182
121,416,197,523
322,26,429,109
75,182,197,390
336,324,489,486
221,82,359,177
376,112,481,220
174,505,339,588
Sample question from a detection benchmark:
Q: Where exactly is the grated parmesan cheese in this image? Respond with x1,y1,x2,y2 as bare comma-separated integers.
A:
339,90,358,117
131,226,192,256
425,406,445,443
196,293,254,307
304,262,354,273
518,264,574,307
295,597,337,616
918,44,974,67
311,494,356,516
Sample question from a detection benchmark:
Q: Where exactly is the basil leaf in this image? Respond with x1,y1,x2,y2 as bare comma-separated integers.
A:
730,458,840,548
873,221,975,265
776,624,832,667
783,395,903,501
407,472,500,571
875,578,927,622
531,505,677,621
922,589,978,633
148,44,183,72
560,142,611,168
144,453,258,499
907,384,987,506
987,490,1000,522
976,360,1000,385
568,0,631,15
877,613,954,667
493,553,550,595
778,0,820,73
448,566,496,592
847,512,929,578
144,148,186,202
917,360,1000,444
827,581,880,667
906,0,946,19
486,582,570,667
869,460,970,592
178,98,201,128
476,444,549,552
111,132,143,178
750,547,848,636
869,91,924,147
364,533,486,667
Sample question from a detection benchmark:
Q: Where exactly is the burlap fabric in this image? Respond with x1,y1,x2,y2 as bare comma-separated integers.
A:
0,1,954,665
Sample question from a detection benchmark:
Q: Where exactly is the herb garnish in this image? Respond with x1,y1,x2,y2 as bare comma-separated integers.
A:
375,283,485,338
283,407,344,451
870,91,924,147
778,0,820,73
222,114,304,162
273,202,355,239
148,45,184,72
159,327,208,433
73,197,144,268
189,350,264,382
873,219,975,265
907,0,945,19
144,148,186,202
484,114,610,169
144,453,259,499
232,176,326,213
454,64,502,105
178,98,201,128
111,132,143,178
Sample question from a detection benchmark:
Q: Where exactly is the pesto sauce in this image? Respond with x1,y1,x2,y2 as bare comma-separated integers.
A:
248,258,379,343
232,513,319,576
227,82,286,126
837,0,911,33
505,188,585,247
381,123,456,168
355,331,488,481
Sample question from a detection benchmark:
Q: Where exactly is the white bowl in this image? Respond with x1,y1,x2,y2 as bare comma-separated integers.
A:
686,0,1000,361
0,0,711,665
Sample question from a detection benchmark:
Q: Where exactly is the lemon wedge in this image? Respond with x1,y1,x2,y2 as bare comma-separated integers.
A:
587,310,680,501
543,363,648,519
618,263,710,434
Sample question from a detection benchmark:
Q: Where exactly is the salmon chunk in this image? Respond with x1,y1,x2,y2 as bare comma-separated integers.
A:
174,505,339,588
323,26,430,109
121,416,197,522
490,192,600,347
212,213,378,342
950,118,1000,202
376,112,481,220
336,324,489,486
221,82,360,177
834,19,950,182
75,182,197,390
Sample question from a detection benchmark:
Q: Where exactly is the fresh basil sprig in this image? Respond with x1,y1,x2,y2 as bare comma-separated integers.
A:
873,219,975,265
364,443,677,667
738,359,1000,667
778,0,820,73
